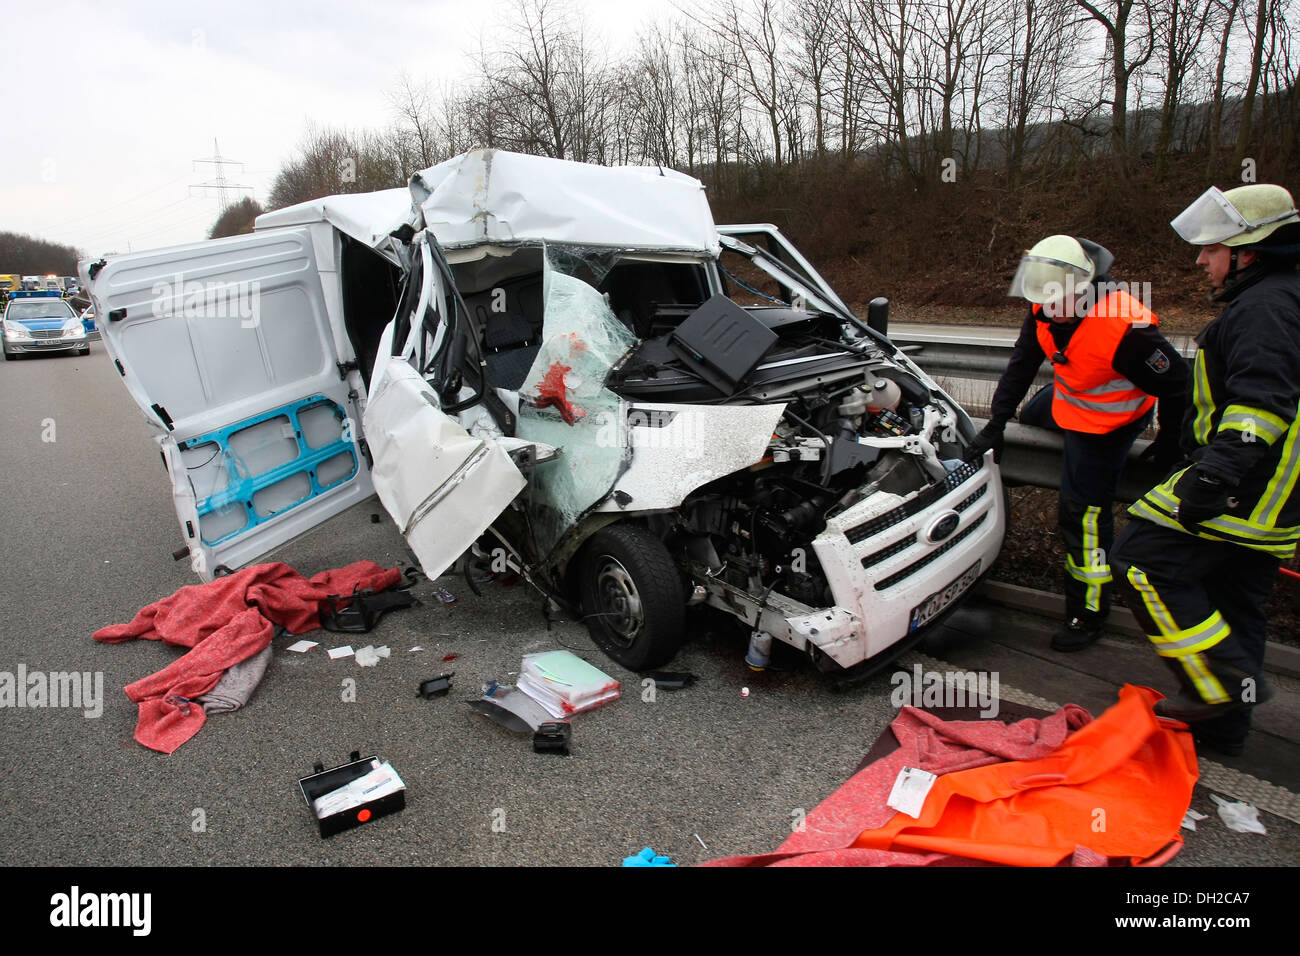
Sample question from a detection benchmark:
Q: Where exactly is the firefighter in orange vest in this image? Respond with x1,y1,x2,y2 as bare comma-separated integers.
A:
968,236,1190,650
1112,184,1300,755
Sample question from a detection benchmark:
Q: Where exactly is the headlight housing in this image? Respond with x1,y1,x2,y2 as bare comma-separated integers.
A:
63,323,86,337
4,323,32,340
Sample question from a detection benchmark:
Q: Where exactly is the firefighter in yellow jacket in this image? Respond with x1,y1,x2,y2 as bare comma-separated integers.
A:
1113,183,1300,756
970,236,1189,650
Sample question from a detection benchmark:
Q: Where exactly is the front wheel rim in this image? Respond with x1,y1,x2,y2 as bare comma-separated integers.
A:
593,555,644,647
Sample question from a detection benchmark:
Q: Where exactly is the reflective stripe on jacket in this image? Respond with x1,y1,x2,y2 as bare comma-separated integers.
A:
1129,268,1300,559
1035,290,1159,434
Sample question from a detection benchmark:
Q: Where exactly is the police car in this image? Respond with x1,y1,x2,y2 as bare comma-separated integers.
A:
1,290,90,359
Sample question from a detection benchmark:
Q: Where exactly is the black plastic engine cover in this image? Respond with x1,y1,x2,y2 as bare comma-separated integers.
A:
667,294,779,395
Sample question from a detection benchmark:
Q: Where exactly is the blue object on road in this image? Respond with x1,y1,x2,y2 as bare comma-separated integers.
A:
622,846,675,867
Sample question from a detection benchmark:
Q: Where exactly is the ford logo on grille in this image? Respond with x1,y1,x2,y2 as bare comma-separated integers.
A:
926,511,961,543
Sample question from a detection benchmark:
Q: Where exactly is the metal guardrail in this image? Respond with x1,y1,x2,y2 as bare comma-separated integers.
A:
971,418,1169,503
888,324,1187,502
890,326,1199,381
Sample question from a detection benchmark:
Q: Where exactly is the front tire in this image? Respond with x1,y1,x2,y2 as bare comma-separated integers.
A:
579,524,685,670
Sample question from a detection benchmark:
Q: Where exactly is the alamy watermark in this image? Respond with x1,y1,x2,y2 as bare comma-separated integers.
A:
590,408,709,451
151,274,261,328
1037,274,1153,324
50,886,151,936
890,664,999,718
0,665,103,718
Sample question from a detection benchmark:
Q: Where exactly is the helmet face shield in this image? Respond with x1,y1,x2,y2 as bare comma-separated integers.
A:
1171,187,1252,245
1009,255,1092,305
1171,185,1300,245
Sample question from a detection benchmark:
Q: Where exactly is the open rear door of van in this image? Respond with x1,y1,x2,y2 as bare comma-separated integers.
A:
88,228,376,579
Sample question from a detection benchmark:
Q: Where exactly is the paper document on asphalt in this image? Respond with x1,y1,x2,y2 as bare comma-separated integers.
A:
887,766,938,819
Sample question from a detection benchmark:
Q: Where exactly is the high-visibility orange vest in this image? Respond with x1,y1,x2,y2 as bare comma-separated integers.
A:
1035,289,1158,434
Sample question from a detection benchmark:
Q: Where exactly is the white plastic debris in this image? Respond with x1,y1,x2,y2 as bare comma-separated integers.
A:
1210,794,1267,834
1181,808,1209,831
354,645,392,668
740,687,750,698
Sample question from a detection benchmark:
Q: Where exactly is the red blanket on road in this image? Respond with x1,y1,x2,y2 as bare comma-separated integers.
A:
94,561,401,754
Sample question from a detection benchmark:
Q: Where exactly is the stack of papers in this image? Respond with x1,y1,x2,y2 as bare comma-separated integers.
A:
517,650,621,718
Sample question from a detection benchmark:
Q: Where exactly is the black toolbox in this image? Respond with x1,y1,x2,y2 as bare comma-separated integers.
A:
298,751,406,838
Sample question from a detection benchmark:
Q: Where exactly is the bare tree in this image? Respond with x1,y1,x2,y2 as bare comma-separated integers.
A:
1256,0,1299,168
1235,0,1275,163
266,125,405,210
1152,0,1216,178
789,0,839,156
693,0,800,167
1203,0,1243,173
683,23,744,185
477,0,583,159
912,0,1000,179
389,71,437,169
1075,0,1158,164
847,0,920,182
628,22,684,166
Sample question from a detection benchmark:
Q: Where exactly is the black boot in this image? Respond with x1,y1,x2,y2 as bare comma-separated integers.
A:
1192,727,1247,758
1155,676,1273,723
1051,617,1104,652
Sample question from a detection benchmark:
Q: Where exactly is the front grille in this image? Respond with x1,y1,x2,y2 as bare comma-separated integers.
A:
845,460,980,545
873,512,989,591
954,483,988,513
861,533,917,569
30,329,64,339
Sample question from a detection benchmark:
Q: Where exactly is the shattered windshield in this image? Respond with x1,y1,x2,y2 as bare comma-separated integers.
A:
516,249,636,561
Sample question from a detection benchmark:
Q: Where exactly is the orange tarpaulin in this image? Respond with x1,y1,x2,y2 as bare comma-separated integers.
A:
847,684,1197,866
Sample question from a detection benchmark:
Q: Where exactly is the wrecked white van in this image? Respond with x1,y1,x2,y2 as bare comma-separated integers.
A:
84,149,1004,674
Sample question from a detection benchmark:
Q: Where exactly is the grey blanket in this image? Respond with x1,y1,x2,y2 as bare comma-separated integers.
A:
199,645,273,714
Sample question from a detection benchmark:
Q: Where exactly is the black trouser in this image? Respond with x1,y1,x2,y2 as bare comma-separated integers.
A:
1020,386,1151,627
1112,520,1277,741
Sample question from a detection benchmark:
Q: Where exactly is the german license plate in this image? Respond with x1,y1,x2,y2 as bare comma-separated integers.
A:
909,560,981,632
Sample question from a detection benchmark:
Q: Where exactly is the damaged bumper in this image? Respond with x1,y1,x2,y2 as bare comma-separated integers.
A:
695,454,1003,671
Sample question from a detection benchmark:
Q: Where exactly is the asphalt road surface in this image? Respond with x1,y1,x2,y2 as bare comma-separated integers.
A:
1,343,1296,874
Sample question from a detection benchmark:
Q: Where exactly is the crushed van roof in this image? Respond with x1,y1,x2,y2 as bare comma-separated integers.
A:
255,148,719,257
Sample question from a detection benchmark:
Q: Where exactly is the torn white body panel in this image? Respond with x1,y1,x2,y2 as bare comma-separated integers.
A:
595,403,787,512
362,360,527,580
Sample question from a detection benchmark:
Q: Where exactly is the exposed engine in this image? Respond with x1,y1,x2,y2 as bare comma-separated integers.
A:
609,302,972,617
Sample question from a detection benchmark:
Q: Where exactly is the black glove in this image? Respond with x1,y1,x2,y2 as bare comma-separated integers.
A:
1138,432,1183,473
1173,468,1236,529
967,419,1007,464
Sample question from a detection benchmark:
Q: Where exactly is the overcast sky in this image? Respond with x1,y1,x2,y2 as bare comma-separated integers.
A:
1,0,672,259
